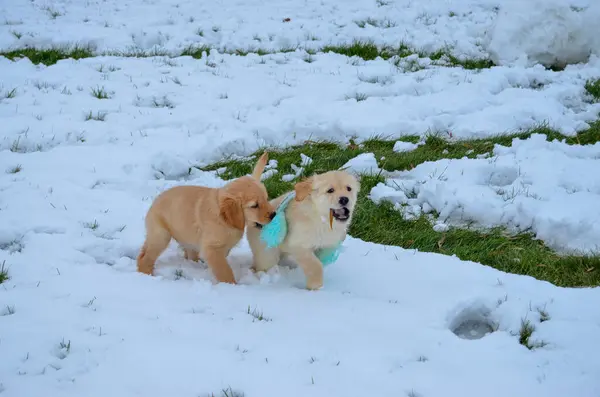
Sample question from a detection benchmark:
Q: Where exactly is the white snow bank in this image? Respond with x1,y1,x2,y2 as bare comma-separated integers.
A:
2,52,600,162
3,0,600,70
341,153,380,175
487,0,600,67
370,134,600,254
0,0,499,59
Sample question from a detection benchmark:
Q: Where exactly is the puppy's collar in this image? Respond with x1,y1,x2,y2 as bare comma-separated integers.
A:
259,191,343,267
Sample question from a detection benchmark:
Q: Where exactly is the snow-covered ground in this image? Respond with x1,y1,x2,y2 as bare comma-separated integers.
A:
1,52,600,155
3,0,505,57
2,0,600,395
370,134,600,254
2,0,600,67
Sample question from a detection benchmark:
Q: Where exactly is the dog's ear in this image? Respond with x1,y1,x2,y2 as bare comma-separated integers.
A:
294,177,313,201
219,194,245,230
251,151,269,180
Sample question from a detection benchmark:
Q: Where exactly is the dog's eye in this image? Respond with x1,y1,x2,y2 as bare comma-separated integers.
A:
346,186,352,192
327,188,334,194
250,203,259,208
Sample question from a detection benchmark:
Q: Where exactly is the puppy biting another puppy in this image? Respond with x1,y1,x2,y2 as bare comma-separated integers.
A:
137,152,275,284
247,170,360,290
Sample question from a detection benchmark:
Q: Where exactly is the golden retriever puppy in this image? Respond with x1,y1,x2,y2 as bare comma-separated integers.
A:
246,170,360,290
137,152,275,284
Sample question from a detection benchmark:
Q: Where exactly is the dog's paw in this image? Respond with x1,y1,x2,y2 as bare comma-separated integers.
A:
305,279,323,291
137,267,154,276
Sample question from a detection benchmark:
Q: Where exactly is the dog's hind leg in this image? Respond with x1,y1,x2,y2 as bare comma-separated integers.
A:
137,219,172,275
183,247,200,262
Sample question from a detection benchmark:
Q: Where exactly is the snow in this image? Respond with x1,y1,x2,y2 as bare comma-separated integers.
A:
2,52,600,153
341,153,381,175
0,0,505,58
3,227,600,396
487,0,600,67
2,0,600,395
370,134,600,254
393,140,422,153
280,155,312,182
3,0,600,69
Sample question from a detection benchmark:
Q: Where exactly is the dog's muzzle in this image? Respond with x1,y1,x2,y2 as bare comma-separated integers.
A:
255,222,264,229
331,207,351,222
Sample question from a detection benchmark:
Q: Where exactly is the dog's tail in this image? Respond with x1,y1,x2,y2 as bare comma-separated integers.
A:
251,151,269,180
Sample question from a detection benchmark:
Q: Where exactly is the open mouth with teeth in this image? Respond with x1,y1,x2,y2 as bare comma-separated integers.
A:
330,207,350,224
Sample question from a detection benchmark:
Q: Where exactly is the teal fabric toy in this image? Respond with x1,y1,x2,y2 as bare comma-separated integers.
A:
260,191,297,249
259,192,343,267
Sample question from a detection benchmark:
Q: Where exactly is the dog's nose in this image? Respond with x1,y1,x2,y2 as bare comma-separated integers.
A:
339,196,349,206
269,212,276,220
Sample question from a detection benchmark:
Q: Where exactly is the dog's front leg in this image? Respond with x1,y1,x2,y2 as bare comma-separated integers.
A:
203,246,236,284
289,249,324,290
246,224,280,273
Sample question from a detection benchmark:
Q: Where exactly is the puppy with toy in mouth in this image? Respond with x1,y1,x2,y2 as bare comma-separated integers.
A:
246,170,360,290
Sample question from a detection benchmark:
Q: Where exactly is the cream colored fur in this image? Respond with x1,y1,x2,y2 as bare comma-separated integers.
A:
246,170,360,290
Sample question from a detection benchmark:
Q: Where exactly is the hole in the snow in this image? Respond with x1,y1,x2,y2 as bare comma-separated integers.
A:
452,318,495,340
449,304,497,340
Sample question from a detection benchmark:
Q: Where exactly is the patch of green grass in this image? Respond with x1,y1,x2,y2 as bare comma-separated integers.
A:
323,41,383,61
346,92,369,102
3,88,17,99
56,338,71,359
0,46,93,66
425,47,495,69
247,306,271,322
96,64,119,73
537,306,550,322
517,319,548,350
83,220,99,230
84,111,107,122
151,95,174,108
0,261,9,284
303,54,315,63
43,6,62,19
90,86,110,99
199,122,600,287
3,305,15,316
208,387,244,397
585,78,600,101
323,40,494,69
6,164,22,174
181,45,212,58
1,41,494,70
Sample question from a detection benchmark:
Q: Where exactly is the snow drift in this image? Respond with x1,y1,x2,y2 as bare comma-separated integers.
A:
486,0,600,68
